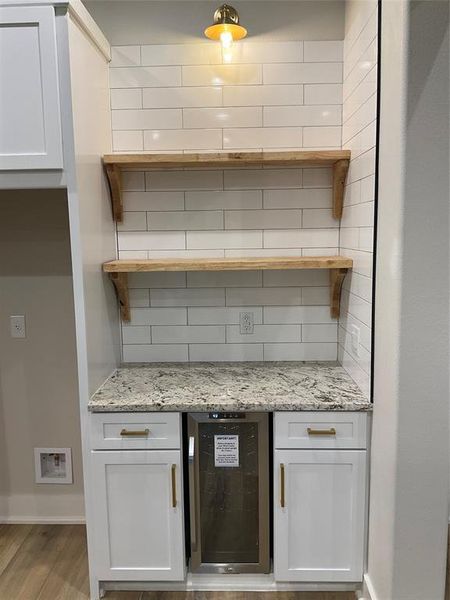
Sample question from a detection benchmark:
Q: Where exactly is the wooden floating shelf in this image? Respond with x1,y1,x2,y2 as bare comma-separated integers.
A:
103,150,351,223
103,256,352,322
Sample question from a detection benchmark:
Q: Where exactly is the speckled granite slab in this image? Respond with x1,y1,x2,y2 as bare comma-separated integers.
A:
88,362,371,412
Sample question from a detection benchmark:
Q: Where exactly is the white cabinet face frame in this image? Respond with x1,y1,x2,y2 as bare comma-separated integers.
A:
274,449,366,583
0,6,63,170
91,450,186,581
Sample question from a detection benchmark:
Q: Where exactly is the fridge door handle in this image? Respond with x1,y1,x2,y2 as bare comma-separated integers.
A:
188,435,197,549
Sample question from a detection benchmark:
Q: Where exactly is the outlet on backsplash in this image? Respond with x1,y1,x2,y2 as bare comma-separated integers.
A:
350,324,360,358
239,312,254,335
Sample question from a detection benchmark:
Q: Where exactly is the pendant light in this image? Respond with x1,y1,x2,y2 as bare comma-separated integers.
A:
204,4,247,50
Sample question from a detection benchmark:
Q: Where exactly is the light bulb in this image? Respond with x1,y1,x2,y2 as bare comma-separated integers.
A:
220,30,233,49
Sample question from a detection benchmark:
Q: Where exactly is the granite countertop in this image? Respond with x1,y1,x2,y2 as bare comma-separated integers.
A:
88,362,372,412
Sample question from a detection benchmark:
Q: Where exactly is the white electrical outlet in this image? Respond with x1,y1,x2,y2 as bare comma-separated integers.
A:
10,315,26,338
239,311,254,334
350,324,360,358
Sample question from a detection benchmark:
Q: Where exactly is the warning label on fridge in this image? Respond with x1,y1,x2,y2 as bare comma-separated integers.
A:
214,435,239,467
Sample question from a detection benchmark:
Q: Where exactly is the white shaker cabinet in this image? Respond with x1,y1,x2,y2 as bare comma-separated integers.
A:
0,5,63,170
274,412,368,583
91,450,186,581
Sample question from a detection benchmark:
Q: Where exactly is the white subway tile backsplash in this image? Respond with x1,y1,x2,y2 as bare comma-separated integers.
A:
122,171,145,191
227,324,301,343
129,272,186,289
143,86,222,108
264,343,337,361
112,109,182,130
304,41,343,63
141,44,221,66
264,229,338,248
122,326,151,344
150,288,225,307
183,65,262,86
112,131,144,152
225,209,301,230
302,323,337,342
123,344,188,362
184,107,262,129
264,105,341,127
263,188,331,209
302,168,333,188
223,127,303,150
304,84,342,105
187,230,262,250
226,287,302,306
145,170,223,191
123,191,185,212
189,344,263,362
263,306,333,324
111,88,142,109
263,63,342,85
223,85,303,107
107,38,366,367
119,250,148,260
110,66,181,88
227,42,303,64
118,231,185,251
129,289,150,308
303,126,341,148
118,212,147,231
110,46,141,68
144,129,222,151
185,190,262,211
224,169,302,190
302,208,337,228
187,271,262,288
262,269,329,287
152,325,225,344
188,306,263,325
129,307,187,326
302,286,330,305
147,210,223,231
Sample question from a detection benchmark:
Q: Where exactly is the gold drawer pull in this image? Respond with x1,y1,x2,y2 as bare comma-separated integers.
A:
120,428,150,437
171,464,177,508
307,427,336,436
280,463,285,508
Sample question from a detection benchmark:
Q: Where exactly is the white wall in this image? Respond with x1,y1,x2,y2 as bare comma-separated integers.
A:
367,1,449,599
84,1,345,45
0,191,84,522
338,0,377,398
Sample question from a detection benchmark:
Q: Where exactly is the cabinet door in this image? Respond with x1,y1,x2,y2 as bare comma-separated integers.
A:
0,6,63,170
91,450,185,581
274,449,366,582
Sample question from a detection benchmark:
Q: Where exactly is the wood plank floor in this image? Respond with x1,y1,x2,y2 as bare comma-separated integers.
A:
0,525,356,600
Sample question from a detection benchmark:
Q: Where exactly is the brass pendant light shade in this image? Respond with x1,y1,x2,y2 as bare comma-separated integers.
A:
204,4,247,43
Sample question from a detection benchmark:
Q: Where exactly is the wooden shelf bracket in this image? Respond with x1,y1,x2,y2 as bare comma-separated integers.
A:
332,159,350,220
109,272,130,321
104,163,123,223
330,268,348,318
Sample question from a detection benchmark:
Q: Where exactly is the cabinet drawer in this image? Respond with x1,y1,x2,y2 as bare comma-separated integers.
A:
89,413,181,450
275,412,367,449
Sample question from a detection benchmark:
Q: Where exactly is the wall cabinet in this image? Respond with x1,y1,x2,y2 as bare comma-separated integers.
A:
0,5,63,170
91,449,185,581
274,412,367,583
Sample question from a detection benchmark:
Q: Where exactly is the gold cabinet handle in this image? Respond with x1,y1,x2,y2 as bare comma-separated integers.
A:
120,428,150,437
307,427,336,436
280,463,285,508
171,464,177,508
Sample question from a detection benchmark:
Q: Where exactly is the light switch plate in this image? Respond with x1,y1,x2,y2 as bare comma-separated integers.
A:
10,315,26,338
350,324,360,357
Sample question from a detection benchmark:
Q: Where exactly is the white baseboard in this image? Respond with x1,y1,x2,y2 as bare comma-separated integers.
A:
0,516,85,524
359,574,377,600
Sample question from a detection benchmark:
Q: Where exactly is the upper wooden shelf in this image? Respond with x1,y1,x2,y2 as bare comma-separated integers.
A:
103,255,352,321
103,150,351,222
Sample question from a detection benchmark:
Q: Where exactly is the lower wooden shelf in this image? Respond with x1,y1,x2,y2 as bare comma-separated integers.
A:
103,256,352,322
